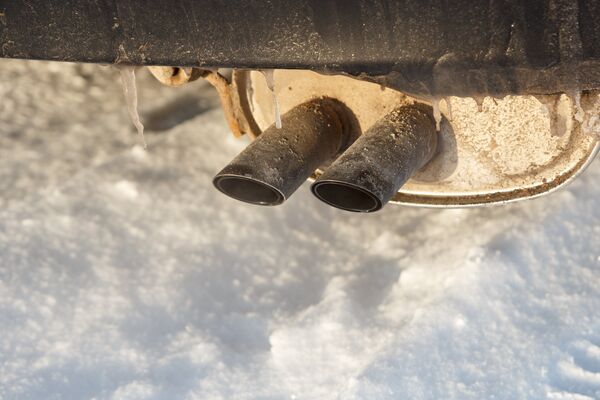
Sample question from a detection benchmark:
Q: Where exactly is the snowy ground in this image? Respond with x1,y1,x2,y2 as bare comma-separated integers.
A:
0,60,599,400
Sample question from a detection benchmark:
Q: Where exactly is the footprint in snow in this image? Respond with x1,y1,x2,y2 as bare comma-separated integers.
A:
547,337,600,399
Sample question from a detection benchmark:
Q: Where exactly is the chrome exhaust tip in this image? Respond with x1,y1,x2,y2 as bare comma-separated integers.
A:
312,104,438,213
213,174,285,206
312,180,383,212
213,98,354,206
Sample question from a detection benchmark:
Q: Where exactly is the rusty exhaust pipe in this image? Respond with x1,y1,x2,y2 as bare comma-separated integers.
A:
213,99,353,206
311,104,438,213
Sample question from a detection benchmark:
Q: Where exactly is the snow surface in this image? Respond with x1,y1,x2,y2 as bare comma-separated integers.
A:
0,60,599,400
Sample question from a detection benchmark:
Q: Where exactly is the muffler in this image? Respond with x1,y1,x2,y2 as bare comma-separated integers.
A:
213,98,352,206
311,104,438,212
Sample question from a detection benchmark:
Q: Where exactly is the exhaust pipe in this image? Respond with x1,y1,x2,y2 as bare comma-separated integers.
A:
213,98,353,206
311,104,438,213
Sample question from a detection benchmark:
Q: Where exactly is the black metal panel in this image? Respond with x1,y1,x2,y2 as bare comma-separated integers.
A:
1,0,599,96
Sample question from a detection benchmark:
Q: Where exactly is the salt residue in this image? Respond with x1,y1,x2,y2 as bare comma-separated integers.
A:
118,66,147,149
261,70,282,129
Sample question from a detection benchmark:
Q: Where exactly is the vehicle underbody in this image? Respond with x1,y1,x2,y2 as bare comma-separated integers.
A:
1,0,599,211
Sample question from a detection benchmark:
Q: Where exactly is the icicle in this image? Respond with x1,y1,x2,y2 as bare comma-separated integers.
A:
581,94,600,138
583,114,600,137
246,80,255,113
569,90,585,124
473,96,485,112
443,97,453,121
261,69,282,129
536,95,559,136
118,66,147,149
535,94,571,137
535,95,557,118
431,98,442,131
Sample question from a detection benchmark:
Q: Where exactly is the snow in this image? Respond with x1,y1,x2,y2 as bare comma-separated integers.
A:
0,59,599,400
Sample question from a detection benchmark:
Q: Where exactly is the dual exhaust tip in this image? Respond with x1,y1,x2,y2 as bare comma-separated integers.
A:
213,99,438,213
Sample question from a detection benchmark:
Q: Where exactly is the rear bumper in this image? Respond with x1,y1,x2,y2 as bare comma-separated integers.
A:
2,0,600,96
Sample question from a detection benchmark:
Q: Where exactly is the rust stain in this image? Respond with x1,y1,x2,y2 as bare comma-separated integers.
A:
203,70,256,138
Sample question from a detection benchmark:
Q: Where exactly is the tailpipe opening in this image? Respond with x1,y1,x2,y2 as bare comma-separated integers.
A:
213,175,285,206
312,104,438,213
213,98,354,206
